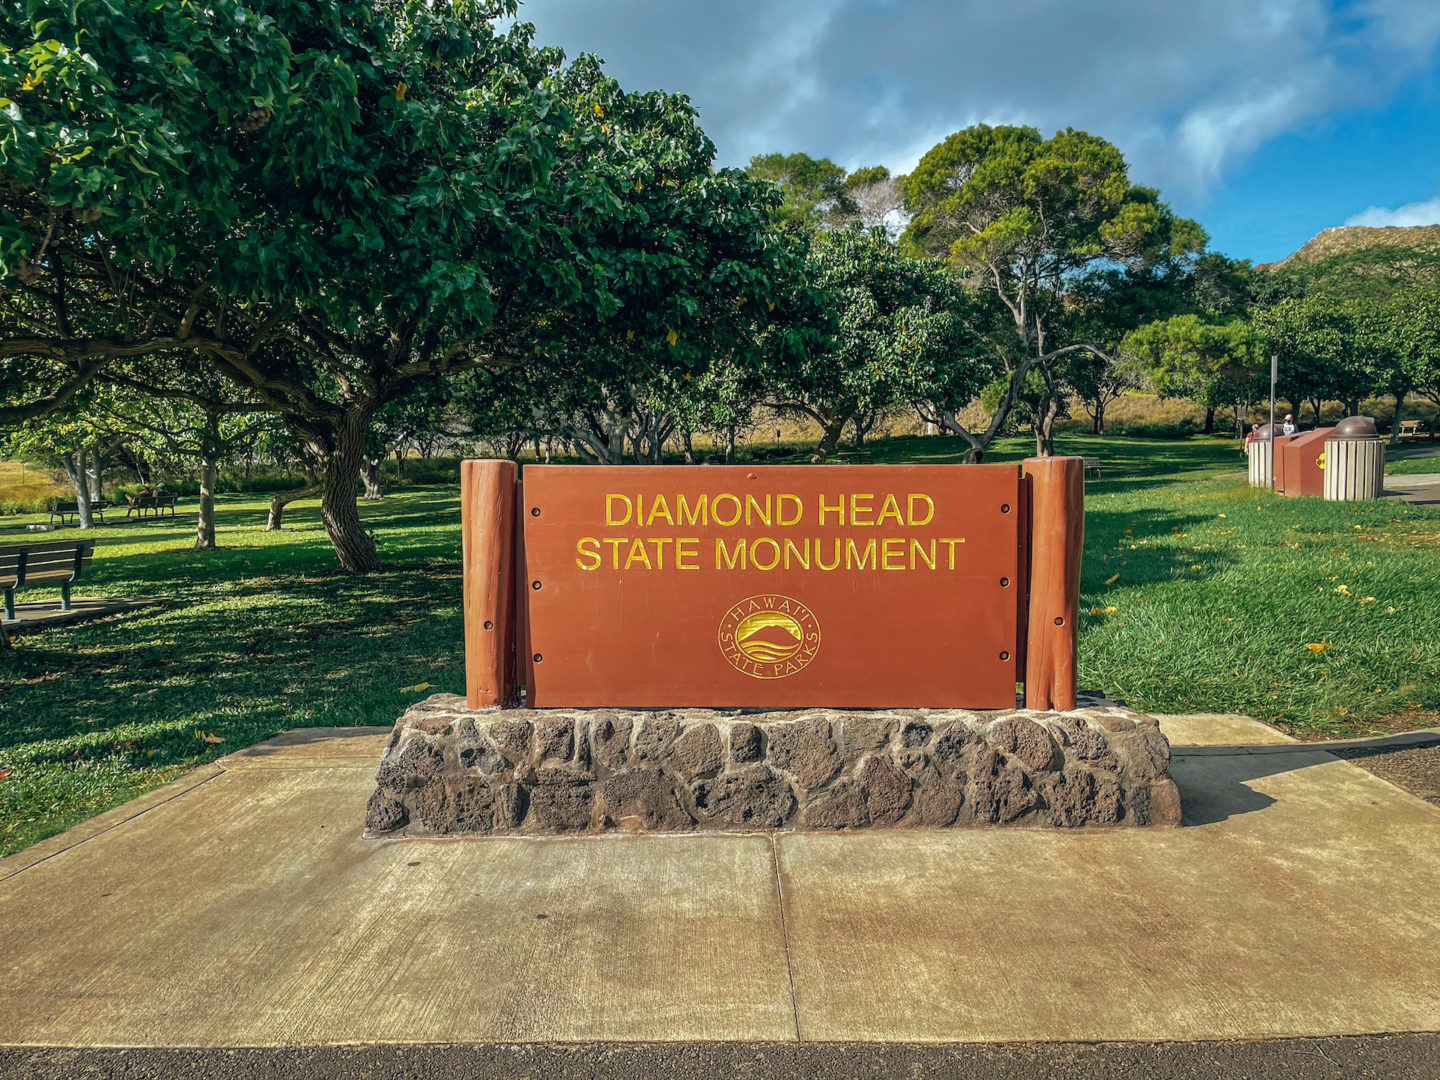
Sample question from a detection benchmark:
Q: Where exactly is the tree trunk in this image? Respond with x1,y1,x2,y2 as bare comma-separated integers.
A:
1091,406,1101,435
267,479,321,531
1310,397,1323,426
1233,403,1245,438
85,450,103,504
724,425,737,464
320,418,381,572
195,454,218,548
194,413,220,549
59,450,94,529
394,448,406,478
1203,407,1215,435
1035,397,1060,457
811,421,846,463
361,457,383,500
1391,390,1407,446
1344,398,1360,417
679,427,695,465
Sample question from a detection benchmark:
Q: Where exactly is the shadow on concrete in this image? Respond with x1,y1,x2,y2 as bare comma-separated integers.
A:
1173,731,1440,826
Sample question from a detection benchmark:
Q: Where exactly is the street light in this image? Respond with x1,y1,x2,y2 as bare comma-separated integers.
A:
1269,353,1277,490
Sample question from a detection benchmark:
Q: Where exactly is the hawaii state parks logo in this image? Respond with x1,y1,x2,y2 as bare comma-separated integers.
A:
718,594,821,680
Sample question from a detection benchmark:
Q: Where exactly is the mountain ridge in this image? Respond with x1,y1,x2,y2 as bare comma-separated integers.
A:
1256,224,1440,270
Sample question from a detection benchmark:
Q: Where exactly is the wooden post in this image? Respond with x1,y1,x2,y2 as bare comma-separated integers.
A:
1021,456,1083,712
461,459,518,709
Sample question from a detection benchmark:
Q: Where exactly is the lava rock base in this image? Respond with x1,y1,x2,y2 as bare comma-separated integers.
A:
365,696,1181,837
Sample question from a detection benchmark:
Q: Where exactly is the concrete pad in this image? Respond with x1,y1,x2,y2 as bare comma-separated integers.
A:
1154,712,1296,746
217,726,391,769
0,765,224,883
0,764,795,1046
3,723,1440,1048
776,743,1440,1042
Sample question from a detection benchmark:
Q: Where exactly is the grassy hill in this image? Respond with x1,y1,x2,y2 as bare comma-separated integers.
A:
1256,224,1440,269
1255,225,1440,301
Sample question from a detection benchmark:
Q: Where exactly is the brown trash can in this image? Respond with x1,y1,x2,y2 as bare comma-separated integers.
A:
1248,424,1299,489
1277,428,1332,496
1323,416,1385,501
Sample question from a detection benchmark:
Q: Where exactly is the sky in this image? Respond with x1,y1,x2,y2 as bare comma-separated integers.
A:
511,0,1440,264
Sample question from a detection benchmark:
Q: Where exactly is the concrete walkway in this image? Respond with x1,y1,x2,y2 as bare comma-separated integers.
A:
1,716,1438,1047
1386,471,1440,506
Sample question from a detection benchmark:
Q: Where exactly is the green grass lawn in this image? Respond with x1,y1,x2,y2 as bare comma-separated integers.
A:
1385,444,1440,474
1,432,1437,857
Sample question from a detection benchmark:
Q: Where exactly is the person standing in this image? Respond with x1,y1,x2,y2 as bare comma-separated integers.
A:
1244,423,1260,456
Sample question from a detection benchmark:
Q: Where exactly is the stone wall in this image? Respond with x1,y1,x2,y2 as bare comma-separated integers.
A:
365,695,1181,837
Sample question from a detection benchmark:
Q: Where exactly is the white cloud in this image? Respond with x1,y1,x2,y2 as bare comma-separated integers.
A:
514,0,1440,198
1344,197,1440,227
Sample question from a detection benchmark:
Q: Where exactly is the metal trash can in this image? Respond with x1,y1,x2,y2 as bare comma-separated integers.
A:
1323,416,1385,501
1247,423,1274,488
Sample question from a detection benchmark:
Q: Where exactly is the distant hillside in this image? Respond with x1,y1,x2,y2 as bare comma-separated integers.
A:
1256,225,1440,270
1253,225,1440,301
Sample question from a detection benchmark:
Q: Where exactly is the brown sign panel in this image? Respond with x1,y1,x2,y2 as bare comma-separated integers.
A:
1279,428,1333,497
519,465,1021,709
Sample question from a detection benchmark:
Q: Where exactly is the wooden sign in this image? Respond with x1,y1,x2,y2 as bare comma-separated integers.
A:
460,458,1084,712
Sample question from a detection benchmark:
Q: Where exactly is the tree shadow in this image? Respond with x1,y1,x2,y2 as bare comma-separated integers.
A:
1172,731,1440,825
1081,505,1235,591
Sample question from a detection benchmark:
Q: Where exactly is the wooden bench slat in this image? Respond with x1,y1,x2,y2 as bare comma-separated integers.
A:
0,541,97,557
0,542,96,608
4,567,88,585
4,555,94,574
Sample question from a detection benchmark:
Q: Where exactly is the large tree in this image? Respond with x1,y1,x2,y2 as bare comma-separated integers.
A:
767,226,990,462
2,1,799,570
1251,297,1374,422
1122,315,1263,435
901,125,1204,456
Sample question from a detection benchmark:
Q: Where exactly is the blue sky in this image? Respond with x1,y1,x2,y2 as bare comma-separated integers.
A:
513,0,1440,264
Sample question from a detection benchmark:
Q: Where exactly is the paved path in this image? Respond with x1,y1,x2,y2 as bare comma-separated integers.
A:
2,1034,1438,1079
1385,472,1440,506
0,716,1437,1053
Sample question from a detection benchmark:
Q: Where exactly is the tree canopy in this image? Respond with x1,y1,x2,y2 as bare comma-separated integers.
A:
901,124,1205,456
1,0,802,569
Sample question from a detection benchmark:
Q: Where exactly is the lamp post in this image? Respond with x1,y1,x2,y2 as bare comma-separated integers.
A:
1269,353,1278,490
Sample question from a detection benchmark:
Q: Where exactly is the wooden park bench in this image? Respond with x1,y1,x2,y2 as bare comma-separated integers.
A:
1081,457,1103,479
48,500,108,526
123,493,179,519
1398,419,1429,440
1,538,95,620
835,450,872,464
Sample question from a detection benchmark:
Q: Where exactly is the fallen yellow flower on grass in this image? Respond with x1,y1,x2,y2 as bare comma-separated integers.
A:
1105,573,1120,584
1335,585,1352,596
1305,643,1330,653
1360,596,1377,603
1088,606,1119,616
196,730,225,745
399,682,433,693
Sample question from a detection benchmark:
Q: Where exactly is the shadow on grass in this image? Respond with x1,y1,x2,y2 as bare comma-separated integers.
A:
1081,506,1236,591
